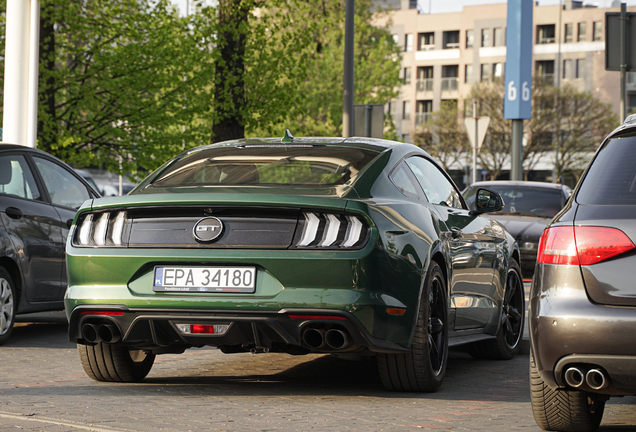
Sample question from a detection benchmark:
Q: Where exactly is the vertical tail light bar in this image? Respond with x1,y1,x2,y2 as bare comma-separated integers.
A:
110,211,127,245
295,211,367,249
77,214,93,245
93,213,110,246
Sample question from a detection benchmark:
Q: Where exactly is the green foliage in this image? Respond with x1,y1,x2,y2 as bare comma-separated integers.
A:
414,100,468,172
254,0,402,137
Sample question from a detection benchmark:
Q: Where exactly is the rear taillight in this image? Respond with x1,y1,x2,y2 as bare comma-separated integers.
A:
73,211,128,247
537,226,636,266
294,212,368,249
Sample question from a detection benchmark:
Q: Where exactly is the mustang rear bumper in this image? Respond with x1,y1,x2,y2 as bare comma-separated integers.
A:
68,305,410,355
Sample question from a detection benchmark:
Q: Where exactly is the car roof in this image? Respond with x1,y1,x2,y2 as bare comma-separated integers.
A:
466,180,568,190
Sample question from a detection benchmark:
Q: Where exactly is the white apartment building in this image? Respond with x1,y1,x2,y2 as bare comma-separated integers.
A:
378,0,634,143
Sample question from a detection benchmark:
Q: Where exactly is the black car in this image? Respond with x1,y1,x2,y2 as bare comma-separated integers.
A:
0,144,100,344
530,116,636,431
463,181,571,279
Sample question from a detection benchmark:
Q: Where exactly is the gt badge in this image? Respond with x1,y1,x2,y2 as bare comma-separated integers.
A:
193,217,223,242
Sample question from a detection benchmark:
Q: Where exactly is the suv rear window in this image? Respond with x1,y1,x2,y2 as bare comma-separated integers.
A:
577,135,636,205
150,145,379,187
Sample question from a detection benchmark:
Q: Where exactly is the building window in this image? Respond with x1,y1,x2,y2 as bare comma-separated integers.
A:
442,65,459,91
417,66,433,91
536,60,555,84
563,59,572,79
443,30,460,49
392,34,399,45
404,34,413,52
492,63,503,79
403,101,411,120
403,67,411,85
465,64,473,83
494,27,505,47
480,63,491,82
402,134,410,143
576,59,583,79
593,21,602,41
418,32,434,51
466,30,474,48
537,24,555,44
578,22,587,42
564,23,573,43
481,28,491,47
416,100,433,125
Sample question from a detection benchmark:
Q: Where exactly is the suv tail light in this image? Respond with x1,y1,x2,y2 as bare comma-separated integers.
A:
537,226,636,266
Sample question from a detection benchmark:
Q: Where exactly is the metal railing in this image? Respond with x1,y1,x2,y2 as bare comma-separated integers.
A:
417,78,434,92
415,112,432,125
441,77,458,91
538,37,555,44
444,42,460,49
418,44,435,51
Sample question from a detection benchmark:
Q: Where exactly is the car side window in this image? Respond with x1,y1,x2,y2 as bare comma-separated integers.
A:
405,156,463,209
0,155,41,200
33,157,91,209
389,162,422,200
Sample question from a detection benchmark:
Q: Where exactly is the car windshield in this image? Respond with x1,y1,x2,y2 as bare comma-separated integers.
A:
464,185,564,218
150,145,380,187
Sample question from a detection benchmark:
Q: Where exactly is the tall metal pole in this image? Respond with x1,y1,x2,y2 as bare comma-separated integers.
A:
620,2,627,121
511,120,523,180
342,0,355,137
472,101,478,184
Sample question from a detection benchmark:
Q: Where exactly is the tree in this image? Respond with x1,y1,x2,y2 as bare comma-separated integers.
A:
413,100,469,172
467,80,510,180
257,0,402,137
37,0,214,177
532,82,617,181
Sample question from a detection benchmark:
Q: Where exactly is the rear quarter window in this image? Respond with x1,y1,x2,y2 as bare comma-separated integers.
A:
577,135,636,205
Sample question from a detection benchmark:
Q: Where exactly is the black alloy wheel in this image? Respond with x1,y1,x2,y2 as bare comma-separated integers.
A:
468,258,524,360
377,261,448,392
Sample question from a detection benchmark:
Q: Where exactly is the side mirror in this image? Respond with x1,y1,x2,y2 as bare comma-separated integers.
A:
470,188,504,214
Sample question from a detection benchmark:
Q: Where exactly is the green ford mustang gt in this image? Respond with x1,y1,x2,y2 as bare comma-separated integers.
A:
65,135,524,392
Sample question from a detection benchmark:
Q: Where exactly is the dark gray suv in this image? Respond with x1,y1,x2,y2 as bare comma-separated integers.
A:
0,144,99,345
530,117,636,431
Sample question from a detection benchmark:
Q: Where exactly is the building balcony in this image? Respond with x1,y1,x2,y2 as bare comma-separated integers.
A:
417,78,434,92
416,112,432,125
441,77,458,91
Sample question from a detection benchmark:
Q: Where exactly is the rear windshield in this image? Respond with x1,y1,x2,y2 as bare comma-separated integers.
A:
464,185,565,218
150,145,379,187
577,135,636,205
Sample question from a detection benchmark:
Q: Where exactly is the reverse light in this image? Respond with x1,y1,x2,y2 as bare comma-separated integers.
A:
175,323,230,335
537,226,635,266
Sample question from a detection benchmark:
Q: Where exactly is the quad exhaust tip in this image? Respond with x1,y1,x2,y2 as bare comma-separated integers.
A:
81,322,121,344
586,369,608,390
564,367,585,388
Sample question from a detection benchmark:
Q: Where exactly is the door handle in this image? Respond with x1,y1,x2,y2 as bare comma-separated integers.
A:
449,227,462,238
5,206,23,219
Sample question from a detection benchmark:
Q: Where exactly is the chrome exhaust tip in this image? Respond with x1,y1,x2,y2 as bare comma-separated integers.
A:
586,369,608,390
564,367,585,388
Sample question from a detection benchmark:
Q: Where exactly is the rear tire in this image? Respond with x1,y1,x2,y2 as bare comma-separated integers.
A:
468,258,524,360
377,261,448,392
0,267,16,346
530,351,605,432
78,343,155,382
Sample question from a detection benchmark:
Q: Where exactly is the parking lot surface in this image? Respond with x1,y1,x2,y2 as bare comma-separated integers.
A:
1,312,635,432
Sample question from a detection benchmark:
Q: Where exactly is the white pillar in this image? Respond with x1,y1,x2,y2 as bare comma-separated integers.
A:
3,0,40,147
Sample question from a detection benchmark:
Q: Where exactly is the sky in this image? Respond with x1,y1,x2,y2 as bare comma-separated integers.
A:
422,0,636,14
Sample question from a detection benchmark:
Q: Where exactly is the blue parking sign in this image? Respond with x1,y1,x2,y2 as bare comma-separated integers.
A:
504,0,533,120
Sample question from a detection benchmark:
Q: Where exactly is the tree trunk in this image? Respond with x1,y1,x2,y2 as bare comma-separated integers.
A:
211,0,249,143
38,1,57,150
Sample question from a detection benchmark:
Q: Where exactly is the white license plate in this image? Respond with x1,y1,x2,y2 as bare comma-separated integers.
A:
152,266,256,293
